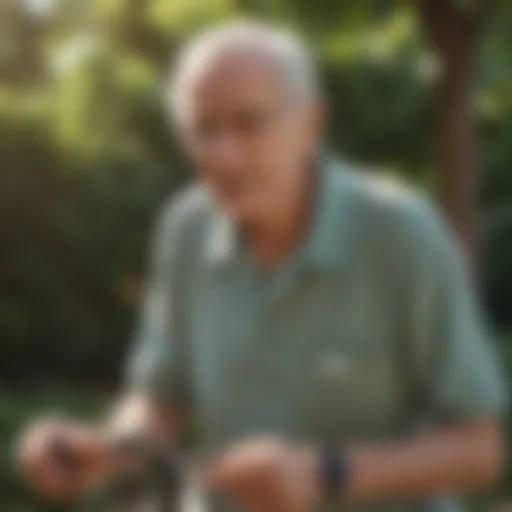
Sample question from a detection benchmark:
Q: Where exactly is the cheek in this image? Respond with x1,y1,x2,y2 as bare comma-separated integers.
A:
244,131,295,174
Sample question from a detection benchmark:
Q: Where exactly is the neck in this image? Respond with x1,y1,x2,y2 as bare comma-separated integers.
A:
246,165,315,271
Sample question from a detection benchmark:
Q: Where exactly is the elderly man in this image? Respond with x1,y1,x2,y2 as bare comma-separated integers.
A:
19,21,505,512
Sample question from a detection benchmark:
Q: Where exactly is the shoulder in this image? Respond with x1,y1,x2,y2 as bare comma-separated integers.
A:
341,163,451,250
332,160,466,277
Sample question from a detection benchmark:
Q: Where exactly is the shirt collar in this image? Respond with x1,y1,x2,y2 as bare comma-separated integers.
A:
302,153,358,271
205,153,359,271
205,201,239,267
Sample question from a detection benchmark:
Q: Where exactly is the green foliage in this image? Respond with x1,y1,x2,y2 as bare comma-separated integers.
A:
0,0,511,507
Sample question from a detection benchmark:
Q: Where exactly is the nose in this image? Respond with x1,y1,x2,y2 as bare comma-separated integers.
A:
205,132,244,169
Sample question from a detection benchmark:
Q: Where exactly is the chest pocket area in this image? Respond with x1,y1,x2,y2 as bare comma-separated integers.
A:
301,334,400,440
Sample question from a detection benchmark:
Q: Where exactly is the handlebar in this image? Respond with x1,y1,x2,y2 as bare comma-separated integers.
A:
49,435,187,512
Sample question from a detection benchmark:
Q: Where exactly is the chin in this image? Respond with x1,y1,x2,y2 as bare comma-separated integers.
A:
226,199,265,224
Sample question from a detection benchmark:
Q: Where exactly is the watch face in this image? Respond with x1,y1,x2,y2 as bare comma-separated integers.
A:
321,447,349,496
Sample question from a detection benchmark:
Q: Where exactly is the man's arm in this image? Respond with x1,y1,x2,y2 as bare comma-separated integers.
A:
105,193,194,460
206,420,502,511
345,199,506,500
346,419,502,500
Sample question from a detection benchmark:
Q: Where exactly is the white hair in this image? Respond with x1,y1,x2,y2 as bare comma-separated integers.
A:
167,20,319,120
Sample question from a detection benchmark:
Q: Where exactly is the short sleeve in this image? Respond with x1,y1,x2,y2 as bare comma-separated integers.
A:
406,200,507,423
125,200,190,406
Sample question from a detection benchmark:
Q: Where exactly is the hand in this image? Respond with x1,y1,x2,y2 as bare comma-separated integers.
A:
205,438,320,512
17,418,112,501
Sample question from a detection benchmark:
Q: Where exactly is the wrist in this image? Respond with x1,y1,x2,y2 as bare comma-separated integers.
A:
317,445,351,500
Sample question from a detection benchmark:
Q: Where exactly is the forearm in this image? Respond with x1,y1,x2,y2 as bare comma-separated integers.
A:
344,419,503,501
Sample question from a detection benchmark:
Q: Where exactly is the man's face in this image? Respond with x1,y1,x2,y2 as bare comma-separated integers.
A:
177,53,323,222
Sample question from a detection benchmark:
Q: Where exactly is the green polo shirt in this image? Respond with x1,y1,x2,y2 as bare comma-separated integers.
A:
127,156,505,512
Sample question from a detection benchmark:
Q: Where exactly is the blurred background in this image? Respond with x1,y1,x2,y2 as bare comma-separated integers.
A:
0,0,511,510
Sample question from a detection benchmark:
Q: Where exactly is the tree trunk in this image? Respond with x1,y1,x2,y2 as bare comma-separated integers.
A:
436,31,478,261
419,0,495,270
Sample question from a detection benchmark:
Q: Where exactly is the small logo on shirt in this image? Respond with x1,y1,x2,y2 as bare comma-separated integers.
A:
317,353,354,381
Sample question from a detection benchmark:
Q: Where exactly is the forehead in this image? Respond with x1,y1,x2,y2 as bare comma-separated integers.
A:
180,51,288,117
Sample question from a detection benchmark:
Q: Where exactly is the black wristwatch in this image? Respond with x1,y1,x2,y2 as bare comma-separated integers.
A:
319,446,350,497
